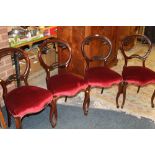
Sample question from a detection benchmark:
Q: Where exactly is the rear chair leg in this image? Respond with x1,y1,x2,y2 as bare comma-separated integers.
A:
50,98,58,128
83,86,90,116
65,96,68,102
101,88,104,94
151,89,155,108
137,86,141,93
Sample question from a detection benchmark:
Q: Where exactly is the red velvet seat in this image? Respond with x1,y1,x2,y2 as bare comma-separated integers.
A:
5,86,53,118
122,66,155,86
85,66,122,87
47,73,87,97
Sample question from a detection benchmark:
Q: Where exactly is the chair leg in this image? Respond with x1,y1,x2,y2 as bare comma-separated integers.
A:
50,98,58,128
0,107,7,129
101,88,104,94
6,108,11,127
116,83,123,108
137,86,141,93
151,89,155,108
15,117,22,129
65,96,68,102
116,82,128,109
83,86,90,116
121,82,128,109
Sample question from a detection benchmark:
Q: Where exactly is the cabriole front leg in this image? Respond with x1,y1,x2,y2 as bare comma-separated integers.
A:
50,98,58,128
83,86,90,116
116,82,128,109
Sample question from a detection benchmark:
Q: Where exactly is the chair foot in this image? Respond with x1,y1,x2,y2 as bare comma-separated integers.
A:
50,99,58,128
151,104,154,108
83,86,90,116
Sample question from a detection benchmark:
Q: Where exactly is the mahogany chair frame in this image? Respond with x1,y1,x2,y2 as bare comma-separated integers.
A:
0,48,54,128
38,38,73,126
81,34,120,115
116,34,153,108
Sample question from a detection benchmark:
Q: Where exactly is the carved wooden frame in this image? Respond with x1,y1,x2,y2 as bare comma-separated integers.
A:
81,34,120,114
116,34,153,108
38,38,73,126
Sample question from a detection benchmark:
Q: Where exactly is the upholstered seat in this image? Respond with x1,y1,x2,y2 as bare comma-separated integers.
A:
5,86,53,118
85,66,122,87
47,73,87,97
122,66,155,86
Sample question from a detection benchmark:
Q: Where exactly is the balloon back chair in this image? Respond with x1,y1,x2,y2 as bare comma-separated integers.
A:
38,38,87,125
0,48,54,129
81,34,122,115
116,34,155,108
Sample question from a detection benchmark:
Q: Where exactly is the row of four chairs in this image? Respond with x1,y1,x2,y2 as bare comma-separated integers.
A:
0,34,155,129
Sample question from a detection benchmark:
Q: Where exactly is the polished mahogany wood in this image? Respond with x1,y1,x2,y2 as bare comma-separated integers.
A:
116,34,153,108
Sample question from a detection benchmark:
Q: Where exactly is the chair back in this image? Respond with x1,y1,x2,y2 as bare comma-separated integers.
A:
38,38,72,82
81,34,112,70
120,34,152,67
0,48,30,99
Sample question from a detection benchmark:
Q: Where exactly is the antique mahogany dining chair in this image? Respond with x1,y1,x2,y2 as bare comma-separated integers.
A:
38,38,87,126
81,34,122,115
0,48,54,129
116,34,155,108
